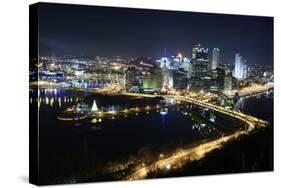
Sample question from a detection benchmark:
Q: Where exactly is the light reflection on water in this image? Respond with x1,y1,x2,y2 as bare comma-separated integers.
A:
29,88,84,109
30,88,242,139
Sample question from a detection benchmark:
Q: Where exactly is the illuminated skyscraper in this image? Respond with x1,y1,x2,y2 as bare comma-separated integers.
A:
161,63,173,90
234,54,247,79
143,70,163,91
212,48,220,70
171,53,182,70
190,44,209,90
242,61,248,79
160,57,171,69
160,48,171,69
191,44,209,78
173,70,188,90
181,57,192,78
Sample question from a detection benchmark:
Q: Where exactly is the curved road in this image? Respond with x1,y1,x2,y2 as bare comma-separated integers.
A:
121,92,269,180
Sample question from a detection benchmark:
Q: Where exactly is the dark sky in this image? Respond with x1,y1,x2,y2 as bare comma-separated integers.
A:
38,3,273,66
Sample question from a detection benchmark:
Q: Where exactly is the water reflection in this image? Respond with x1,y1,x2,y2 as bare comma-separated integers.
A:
29,88,84,110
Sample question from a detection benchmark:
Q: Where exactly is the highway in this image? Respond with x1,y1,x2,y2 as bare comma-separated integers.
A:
126,129,247,180
121,92,269,180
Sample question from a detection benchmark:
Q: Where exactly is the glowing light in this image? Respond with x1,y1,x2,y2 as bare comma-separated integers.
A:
177,53,182,60
123,108,128,113
50,97,54,107
109,110,116,114
91,118,97,123
91,100,98,112
58,97,61,108
160,108,168,115
166,164,171,170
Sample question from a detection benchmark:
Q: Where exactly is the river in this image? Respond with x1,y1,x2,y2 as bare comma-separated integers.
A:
29,88,273,184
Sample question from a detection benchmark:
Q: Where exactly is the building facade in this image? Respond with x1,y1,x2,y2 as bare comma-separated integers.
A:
234,53,247,79
212,48,220,70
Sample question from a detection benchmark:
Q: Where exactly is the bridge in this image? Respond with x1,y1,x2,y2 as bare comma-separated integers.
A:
121,92,268,128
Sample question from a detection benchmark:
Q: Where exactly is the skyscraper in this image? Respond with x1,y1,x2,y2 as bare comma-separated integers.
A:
212,48,220,70
181,57,192,78
173,70,188,90
160,57,171,69
191,43,209,78
143,70,163,91
171,53,182,70
234,54,247,79
190,43,209,90
160,48,171,69
161,62,173,90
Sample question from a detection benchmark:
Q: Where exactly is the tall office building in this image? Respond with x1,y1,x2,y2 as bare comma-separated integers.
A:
143,70,163,91
173,70,188,90
171,53,183,70
234,54,247,79
190,44,209,90
191,43,209,78
161,63,173,90
181,57,192,78
160,48,171,69
212,48,220,70
172,56,180,70
209,68,225,92
160,57,171,69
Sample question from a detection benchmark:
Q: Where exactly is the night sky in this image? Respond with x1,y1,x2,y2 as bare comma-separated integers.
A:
38,3,273,66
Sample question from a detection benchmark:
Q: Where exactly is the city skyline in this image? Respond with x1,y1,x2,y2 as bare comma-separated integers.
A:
30,3,274,185
38,3,273,66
